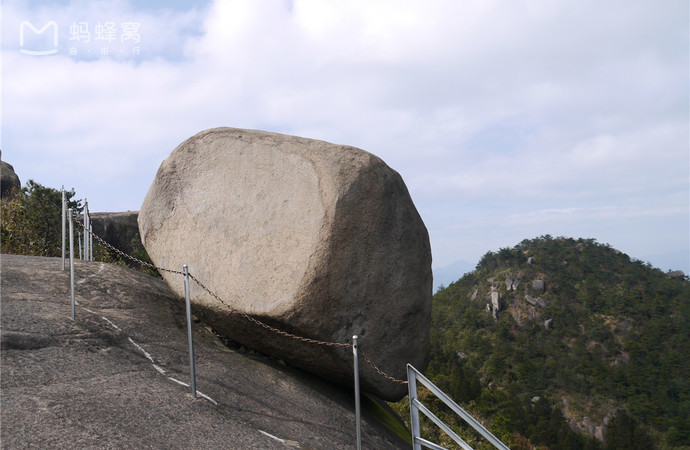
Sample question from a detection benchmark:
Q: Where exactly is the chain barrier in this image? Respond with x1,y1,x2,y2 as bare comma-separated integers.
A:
361,351,408,385
74,218,185,276
72,215,408,385
187,272,352,349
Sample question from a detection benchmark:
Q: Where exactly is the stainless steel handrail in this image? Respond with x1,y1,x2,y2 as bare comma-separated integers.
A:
407,364,509,450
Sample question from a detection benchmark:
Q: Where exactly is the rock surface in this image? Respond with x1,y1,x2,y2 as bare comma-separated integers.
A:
138,127,432,401
90,211,140,255
1,254,408,449
524,295,546,308
1,160,21,199
531,279,546,293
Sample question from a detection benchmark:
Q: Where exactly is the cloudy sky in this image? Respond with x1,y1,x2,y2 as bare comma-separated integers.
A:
2,0,688,277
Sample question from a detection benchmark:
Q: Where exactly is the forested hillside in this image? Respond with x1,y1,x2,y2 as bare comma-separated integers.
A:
423,236,689,449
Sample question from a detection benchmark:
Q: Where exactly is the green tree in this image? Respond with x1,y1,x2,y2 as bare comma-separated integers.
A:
604,411,654,449
1,180,82,256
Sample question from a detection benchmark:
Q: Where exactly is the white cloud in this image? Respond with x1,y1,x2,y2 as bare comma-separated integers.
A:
1,0,687,269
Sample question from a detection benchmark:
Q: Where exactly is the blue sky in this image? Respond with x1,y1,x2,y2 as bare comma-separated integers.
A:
2,0,688,277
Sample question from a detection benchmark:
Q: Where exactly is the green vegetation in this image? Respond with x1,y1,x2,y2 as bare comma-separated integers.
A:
1,180,154,274
1,180,82,256
126,232,160,278
393,236,689,449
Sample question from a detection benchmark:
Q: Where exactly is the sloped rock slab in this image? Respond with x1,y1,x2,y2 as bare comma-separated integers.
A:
0,254,407,449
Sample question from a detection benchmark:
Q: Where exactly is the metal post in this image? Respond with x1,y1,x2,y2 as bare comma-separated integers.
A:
89,222,93,261
78,231,82,260
408,364,422,450
183,265,197,398
353,335,362,450
61,187,66,270
83,199,89,262
69,208,75,321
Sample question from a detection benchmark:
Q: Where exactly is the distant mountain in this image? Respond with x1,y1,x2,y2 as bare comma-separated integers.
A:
433,259,475,291
422,236,690,449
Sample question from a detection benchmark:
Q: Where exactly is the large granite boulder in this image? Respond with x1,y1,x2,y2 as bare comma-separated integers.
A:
138,127,432,401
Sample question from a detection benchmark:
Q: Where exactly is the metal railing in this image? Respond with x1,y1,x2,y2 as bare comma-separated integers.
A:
61,188,93,263
407,364,509,450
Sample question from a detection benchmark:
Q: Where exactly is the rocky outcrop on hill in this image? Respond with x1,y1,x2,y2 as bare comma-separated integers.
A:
505,275,521,291
531,279,545,293
485,288,500,319
525,295,547,308
1,254,407,449
1,159,21,199
562,400,618,445
667,270,685,279
139,127,432,401
90,211,140,255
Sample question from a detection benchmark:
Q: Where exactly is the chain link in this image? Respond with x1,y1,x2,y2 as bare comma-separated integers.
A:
74,218,185,276
187,273,352,349
361,351,409,385
73,215,408,384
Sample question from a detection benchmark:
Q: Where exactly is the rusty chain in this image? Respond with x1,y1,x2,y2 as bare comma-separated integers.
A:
189,273,407,383
187,272,352,349
72,215,408,385
75,218,184,276
361,351,408,385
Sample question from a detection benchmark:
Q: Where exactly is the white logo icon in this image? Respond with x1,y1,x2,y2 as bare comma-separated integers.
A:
20,21,58,55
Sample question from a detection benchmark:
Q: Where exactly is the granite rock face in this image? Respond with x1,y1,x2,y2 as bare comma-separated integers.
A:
1,254,407,449
90,212,140,255
1,160,21,199
138,127,432,400
531,279,546,293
